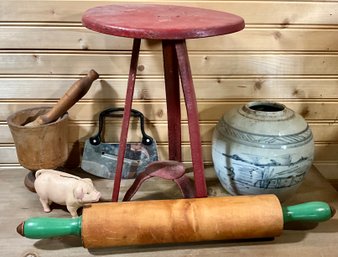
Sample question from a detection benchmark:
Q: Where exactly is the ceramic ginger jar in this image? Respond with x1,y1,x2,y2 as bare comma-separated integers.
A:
212,101,314,202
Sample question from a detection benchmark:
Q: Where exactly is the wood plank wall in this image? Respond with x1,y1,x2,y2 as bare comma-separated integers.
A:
1,0,338,184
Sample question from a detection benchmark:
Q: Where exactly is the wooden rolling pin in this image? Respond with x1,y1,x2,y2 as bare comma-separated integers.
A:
24,69,99,127
17,195,335,249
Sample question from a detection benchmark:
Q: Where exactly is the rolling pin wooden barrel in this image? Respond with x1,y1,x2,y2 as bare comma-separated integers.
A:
17,195,335,249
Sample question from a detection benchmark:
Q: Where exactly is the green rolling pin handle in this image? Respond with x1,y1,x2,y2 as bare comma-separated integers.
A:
282,201,336,223
16,217,81,239
17,201,336,239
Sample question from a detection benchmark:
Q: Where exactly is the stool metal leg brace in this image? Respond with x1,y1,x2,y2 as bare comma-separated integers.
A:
112,39,207,201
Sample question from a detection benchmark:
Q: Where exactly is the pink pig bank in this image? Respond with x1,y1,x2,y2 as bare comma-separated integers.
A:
34,169,101,217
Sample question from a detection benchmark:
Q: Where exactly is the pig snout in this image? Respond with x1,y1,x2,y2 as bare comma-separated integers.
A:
76,189,101,203
84,190,101,203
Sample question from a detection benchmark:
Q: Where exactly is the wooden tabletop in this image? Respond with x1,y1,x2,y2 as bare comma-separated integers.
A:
82,4,245,40
1,165,337,256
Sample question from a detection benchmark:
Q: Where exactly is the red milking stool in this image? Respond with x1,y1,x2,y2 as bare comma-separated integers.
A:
82,4,245,201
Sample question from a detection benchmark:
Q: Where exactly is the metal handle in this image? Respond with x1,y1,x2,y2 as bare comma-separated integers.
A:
89,107,153,146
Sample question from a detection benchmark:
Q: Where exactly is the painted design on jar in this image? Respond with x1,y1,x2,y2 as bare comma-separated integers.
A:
221,152,312,190
218,119,313,148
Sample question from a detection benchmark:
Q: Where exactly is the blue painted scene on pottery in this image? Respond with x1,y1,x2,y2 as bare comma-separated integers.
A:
212,101,315,201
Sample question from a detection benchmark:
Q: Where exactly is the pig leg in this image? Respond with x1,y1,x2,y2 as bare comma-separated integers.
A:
39,197,51,213
67,205,79,217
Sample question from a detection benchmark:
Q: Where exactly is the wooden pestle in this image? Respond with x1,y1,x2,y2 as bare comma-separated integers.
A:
24,69,99,127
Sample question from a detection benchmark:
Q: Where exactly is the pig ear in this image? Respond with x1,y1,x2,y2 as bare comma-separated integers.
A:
73,187,84,200
82,178,93,185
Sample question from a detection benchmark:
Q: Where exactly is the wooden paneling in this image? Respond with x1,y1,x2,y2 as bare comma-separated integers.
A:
1,77,338,100
0,1,337,25
1,0,338,182
0,52,337,75
1,26,338,51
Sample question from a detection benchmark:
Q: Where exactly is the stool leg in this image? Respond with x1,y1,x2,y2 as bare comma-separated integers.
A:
112,38,141,202
162,40,181,162
175,40,207,198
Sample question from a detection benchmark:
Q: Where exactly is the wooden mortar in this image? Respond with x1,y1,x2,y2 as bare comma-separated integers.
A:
7,107,69,190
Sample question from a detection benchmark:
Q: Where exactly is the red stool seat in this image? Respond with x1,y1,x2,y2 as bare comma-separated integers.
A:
82,4,244,39
82,4,245,201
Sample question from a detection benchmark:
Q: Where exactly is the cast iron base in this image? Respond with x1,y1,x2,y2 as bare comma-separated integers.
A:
24,171,36,193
